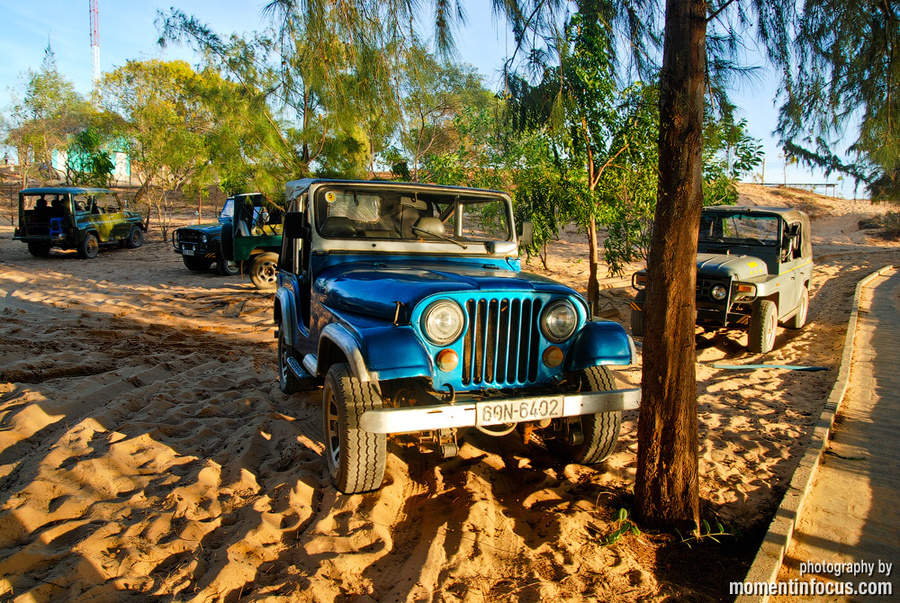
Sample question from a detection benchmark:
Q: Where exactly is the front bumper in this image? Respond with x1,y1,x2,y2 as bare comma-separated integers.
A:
359,387,641,435
173,241,216,258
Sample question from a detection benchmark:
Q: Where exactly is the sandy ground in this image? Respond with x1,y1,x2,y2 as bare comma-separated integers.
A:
1,184,899,602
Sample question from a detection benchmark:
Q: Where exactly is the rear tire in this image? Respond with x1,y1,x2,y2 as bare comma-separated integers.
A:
322,363,386,493
182,255,213,271
549,366,622,465
783,285,809,329
249,252,279,290
27,241,51,257
749,299,778,353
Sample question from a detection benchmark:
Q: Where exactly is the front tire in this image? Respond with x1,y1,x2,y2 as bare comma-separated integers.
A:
322,363,386,494
182,255,213,271
79,233,99,259
549,366,622,465
126,226,143,248
749,299,778,353
216,252,240,276
249,252,279,290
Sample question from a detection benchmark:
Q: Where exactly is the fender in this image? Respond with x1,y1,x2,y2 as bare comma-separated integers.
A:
274,286,296,345
358,325,433,382
318,323,433,383
565,320,635,371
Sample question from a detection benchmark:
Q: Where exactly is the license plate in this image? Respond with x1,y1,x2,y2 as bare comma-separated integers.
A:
475,396,564,426
182,249,194,256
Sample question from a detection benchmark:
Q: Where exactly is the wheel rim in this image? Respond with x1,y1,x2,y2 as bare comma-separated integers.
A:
765,308,777,349
278,330,290,385
324,389,341,469
86,237,98,256
257,260,277,284
226,260,239,273
798,292,809,324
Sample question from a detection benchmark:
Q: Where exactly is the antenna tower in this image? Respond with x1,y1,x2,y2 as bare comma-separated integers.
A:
90,0,100,86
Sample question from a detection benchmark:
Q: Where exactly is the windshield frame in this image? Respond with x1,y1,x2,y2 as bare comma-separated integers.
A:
698,211,783,248
309,182,517,256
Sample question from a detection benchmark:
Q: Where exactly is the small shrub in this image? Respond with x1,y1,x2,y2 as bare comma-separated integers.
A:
881,211,900,239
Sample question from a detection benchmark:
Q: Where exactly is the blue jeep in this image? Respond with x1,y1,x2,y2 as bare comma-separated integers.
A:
275,179,640,493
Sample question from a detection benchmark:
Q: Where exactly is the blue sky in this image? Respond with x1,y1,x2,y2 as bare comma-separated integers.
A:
0,1,858,197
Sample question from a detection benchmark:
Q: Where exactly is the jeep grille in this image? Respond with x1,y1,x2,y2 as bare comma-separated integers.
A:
462,298,542,386
177,230,205,244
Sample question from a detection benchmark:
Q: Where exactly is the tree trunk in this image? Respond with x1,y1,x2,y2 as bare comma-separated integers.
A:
634,0,705,533
587,215,601,310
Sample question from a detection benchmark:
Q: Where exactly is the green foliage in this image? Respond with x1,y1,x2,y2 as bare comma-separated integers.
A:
65,128,115,187
775,0,899,200
101,60,212,190
395,42,496,182
703,104,764,206
159,4,403,182
5,44,91,185
599,507,641,546
676,517,735,548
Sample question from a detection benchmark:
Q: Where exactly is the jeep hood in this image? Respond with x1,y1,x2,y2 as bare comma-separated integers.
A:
178,223,223,235
696,253,768,280
317,261,576,321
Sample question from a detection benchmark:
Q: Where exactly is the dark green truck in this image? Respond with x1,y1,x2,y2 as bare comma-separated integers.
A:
220,193,284,290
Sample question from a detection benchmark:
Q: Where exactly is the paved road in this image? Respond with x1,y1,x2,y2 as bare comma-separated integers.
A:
772,269,900,602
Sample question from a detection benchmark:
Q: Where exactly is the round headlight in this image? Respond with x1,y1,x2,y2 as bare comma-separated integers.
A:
201,234,208,243
422,300,465,345
711,284,728,300
541,300,578,343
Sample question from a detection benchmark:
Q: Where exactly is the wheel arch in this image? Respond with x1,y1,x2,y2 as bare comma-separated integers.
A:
274,287,296,345
317,323,371,383
565,321,636,372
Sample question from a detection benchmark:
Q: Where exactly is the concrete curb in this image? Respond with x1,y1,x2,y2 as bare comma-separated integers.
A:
735,264,895,603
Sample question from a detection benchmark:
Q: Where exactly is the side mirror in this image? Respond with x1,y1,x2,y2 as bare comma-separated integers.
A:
517,221,534,247
283,211,310,240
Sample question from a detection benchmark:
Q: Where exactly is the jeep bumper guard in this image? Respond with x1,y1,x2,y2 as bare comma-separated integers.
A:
359,387,640,435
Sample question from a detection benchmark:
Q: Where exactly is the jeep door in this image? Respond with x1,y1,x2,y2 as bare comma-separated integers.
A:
73,193,116,243
97,192,129,240
778,217,808,317
280,193,316,356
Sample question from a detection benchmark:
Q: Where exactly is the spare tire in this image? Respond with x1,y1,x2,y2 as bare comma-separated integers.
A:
219,219,234,262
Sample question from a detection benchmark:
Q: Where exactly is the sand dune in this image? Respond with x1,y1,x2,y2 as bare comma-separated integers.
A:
1,184,899,601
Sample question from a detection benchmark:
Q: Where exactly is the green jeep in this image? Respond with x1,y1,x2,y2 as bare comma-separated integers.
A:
14,187,145,259
631,206,813,353
220,193,283,289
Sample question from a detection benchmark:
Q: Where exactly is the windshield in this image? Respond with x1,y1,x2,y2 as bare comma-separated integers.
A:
699,213,781,247
73,192,121,214
221,197,235,219
314,187,512,243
